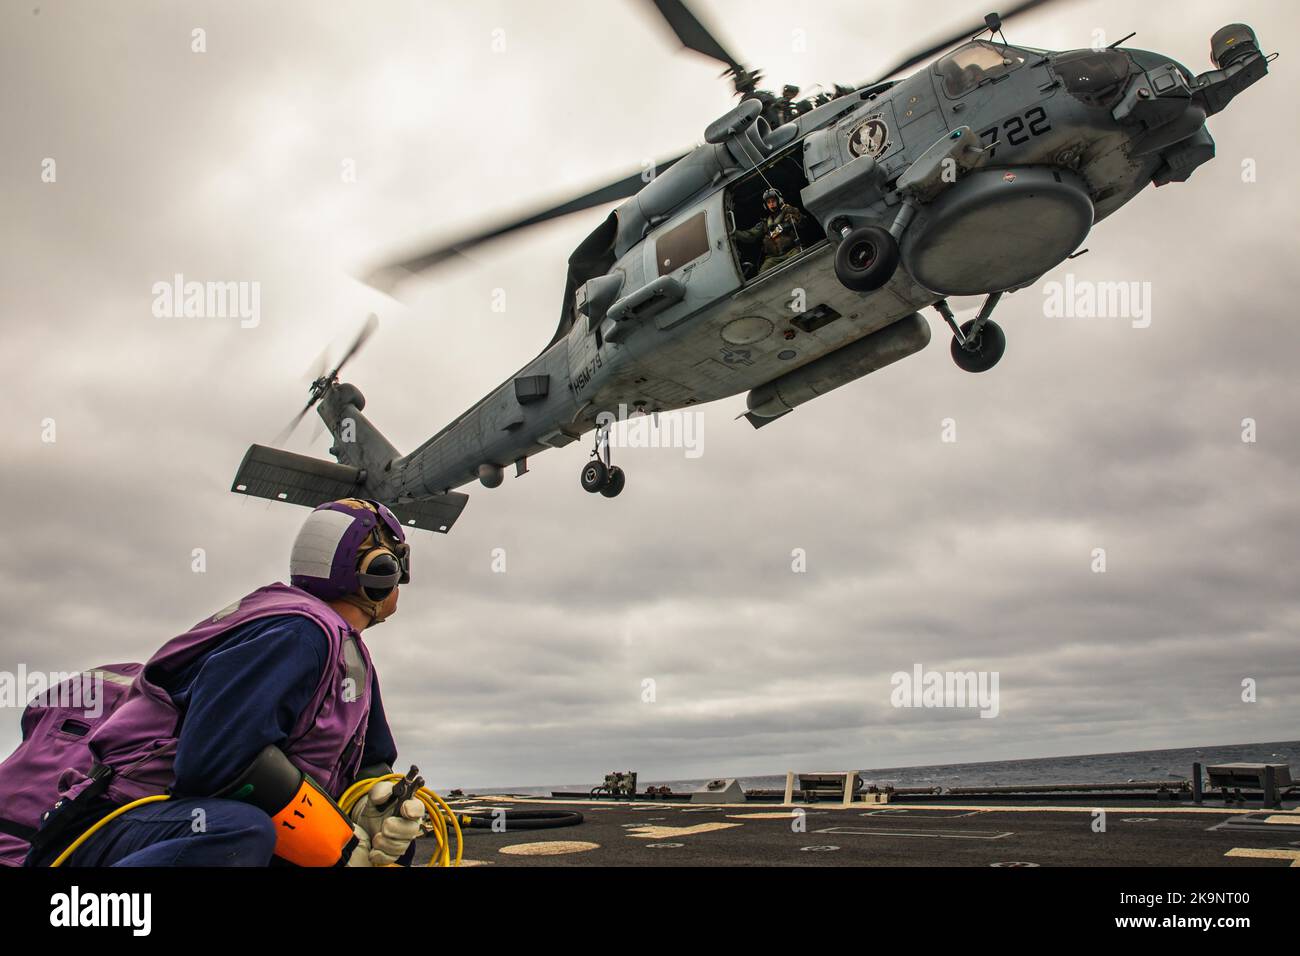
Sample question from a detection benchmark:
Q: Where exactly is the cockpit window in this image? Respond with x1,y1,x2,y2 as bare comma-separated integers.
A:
936,41,1027,97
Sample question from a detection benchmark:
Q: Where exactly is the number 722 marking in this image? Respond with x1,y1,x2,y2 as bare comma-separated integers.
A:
979,106,1051,160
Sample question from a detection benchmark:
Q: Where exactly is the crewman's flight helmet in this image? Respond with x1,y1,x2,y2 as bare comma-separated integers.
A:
762,187,783,207
289,498,410,622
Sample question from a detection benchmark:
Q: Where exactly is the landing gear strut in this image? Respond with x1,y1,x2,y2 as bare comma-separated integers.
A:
580,422,625,497
935,293,1006,373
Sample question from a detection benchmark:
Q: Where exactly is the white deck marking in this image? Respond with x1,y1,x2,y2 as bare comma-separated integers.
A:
625,822,742,839
498,841,601,856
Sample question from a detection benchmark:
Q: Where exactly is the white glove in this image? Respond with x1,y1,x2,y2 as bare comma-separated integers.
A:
348,780,427,866
346,825,374,867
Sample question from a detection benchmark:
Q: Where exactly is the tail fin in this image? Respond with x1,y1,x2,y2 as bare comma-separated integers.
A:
317,383,399,478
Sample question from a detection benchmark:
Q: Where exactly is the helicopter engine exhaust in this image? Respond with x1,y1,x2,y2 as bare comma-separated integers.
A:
744,312,930,427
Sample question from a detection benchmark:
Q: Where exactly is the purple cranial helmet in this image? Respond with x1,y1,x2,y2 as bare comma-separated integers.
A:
289,499,409,619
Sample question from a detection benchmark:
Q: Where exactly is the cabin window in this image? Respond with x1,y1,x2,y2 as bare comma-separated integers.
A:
656,211,709,276
937,41,1026,98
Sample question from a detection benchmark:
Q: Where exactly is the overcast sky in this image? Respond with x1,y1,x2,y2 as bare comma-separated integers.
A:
2,0,1297,790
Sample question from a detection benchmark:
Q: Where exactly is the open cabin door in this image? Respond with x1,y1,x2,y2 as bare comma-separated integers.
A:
724,142,827,285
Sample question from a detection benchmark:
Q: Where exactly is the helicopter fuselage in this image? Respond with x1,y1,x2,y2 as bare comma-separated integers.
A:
376,29,1264,506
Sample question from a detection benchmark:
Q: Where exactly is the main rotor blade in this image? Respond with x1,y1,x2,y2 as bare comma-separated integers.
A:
859,0,1070,89
364,153,688,291
646,0,745,74
304,346,330,384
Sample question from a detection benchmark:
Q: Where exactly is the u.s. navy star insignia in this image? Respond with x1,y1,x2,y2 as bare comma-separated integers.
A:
720,346,755,366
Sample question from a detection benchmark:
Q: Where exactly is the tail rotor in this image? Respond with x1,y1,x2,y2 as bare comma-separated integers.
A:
272,314,378,447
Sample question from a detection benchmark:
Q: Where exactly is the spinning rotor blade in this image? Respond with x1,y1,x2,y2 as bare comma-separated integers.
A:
859,0,1071,89
304,346,330,384
327,312,378,382
647,0,745,77
364,2,752,293
272,403,314,448
645,0,763,94
364,155,688,291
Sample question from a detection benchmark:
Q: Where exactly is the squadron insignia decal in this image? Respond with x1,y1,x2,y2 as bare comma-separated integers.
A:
848,116,890,159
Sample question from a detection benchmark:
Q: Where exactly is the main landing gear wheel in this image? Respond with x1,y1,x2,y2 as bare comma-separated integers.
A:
599,466,625,498
834,225,900,292
950,318,1006,373
580,460,609,493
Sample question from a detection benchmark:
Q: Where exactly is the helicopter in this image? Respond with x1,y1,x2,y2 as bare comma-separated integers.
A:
232,0,1271,533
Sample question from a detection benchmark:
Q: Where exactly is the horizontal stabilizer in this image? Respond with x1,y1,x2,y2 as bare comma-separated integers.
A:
383,494,469,534
231,444,468,534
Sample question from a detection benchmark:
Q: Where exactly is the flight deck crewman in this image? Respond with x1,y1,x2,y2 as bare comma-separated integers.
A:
19,498,428,867
733,187,804,276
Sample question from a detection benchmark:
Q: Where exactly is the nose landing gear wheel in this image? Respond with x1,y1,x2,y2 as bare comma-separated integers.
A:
599,466,625,498
580,460,609,493
951,318,1006,373
834,225,900,292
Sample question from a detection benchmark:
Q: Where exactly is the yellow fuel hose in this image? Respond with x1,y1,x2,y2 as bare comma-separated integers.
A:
50,776,463,868
49,794,170,868
339,774,463,867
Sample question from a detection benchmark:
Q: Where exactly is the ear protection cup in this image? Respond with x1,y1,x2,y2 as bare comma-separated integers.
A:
357,547,401,601
352,502,411,604
290,497,410,621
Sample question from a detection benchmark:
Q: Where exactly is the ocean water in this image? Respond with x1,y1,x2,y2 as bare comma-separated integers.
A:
492,739,1300,796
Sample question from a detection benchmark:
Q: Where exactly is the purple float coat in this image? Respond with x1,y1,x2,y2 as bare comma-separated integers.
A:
0,664,141,866
58,583,373,806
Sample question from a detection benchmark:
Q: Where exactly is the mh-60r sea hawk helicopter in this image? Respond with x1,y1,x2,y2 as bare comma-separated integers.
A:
232,0,1271,533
